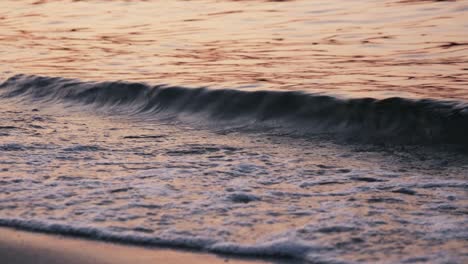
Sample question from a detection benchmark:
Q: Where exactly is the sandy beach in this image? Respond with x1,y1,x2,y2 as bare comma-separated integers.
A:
0,227,274,264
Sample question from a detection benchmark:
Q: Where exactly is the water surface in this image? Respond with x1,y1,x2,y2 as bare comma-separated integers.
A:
0,1,467,263
1,0,467,99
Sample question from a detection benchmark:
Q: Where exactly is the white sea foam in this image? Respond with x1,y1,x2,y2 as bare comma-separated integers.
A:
0,81,467,263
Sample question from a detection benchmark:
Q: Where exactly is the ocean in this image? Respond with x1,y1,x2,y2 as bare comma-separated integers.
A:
0,0,467,263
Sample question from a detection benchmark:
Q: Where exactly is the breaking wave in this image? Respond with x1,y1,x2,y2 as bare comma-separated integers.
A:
1,74,467,146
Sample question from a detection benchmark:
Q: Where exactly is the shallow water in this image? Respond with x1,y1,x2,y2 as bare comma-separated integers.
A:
0,1,468,263
0,96,467,263
1,0,467,99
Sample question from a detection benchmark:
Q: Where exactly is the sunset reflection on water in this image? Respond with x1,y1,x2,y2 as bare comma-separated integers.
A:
1,1,468,263
0,0,467,99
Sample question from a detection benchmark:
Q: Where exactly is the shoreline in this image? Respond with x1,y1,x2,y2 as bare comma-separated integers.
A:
0,227,277,264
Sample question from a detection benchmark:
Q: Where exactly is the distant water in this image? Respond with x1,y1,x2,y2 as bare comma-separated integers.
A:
1,0,467,99
0,1,467,264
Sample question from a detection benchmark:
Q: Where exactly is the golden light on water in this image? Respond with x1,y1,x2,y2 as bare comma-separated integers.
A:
0,1,467,263
1,0,467,99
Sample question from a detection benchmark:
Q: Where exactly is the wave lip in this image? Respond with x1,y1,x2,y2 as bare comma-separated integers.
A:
1,74,467,147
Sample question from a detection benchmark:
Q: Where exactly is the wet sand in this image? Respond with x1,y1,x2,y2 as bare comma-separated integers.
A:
0,227,272,264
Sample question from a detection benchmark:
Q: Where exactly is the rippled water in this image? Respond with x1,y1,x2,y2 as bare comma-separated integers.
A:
0,1,468,263
1,0,467,99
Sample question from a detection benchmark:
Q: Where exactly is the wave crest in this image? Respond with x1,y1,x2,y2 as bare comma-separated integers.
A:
1,74,467,146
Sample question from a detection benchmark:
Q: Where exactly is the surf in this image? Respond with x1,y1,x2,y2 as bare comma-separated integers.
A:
2,74,467,147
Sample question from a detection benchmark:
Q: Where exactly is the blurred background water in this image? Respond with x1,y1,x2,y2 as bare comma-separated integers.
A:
1,0,467,99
